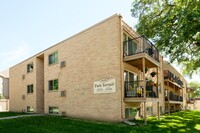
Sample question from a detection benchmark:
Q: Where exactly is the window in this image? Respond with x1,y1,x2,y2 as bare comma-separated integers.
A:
124,71,128,82
147,107,153,116
123,33,128,56
123,33,138,56
165,89,168,97
171,106,174,111
27,63,33,73
124,71,138,82
27,84,34,93
123,33,127,42
160,106,162,114
27,106,34,112
49,79,59,91
125,108,137,118
49,52,58,65
49,106,59,114
124,70,139,88
124,70,139,97
128,37,137,55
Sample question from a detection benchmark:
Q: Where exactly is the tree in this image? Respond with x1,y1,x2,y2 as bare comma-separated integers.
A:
189,82,200,98
0,94,3,99
131,0,200,76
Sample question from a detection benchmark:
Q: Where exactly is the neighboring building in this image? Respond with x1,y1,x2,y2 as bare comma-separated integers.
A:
186,87,200,110
189,98,200,110
0,70,9,111
163,61,187,113
9,14,187,122
186,87,195,110
0,70,9,99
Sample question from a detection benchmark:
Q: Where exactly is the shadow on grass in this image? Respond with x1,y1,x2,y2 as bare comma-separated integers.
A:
136,110,200,133
0,111,199,133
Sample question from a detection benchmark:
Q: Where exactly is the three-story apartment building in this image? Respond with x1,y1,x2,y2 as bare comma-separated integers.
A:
9,14,187,123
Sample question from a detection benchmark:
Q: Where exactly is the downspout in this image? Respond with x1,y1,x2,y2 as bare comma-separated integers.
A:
118,14,124,121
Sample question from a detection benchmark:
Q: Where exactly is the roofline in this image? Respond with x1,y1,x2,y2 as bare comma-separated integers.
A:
190,98,200,100
122,20,141,38
0,75,9,78
10,13,122,69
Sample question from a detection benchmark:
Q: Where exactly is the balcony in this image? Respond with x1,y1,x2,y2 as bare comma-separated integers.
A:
123,36,159,69
124,81,159,102
187,98,195,104
165,92,183,103
164,70,183,87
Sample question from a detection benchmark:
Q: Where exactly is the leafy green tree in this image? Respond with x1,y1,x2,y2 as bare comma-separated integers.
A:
189,82,200,98
0,94,4,99
131,0,200,76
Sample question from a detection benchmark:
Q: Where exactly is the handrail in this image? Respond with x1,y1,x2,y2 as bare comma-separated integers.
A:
123,35,159,62
164,70,183,87
124,81,158,98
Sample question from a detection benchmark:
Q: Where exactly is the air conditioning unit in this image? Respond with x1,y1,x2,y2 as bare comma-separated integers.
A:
60,61,66,68
22,75,25,79
22,95,25,100
60,90,66,97
61,111,66,116
22,108,26,112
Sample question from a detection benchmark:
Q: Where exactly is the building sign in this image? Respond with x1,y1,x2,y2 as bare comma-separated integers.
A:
94,79,116,94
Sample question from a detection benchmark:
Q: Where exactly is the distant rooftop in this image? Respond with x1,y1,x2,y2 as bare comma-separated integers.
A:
0,69,9,78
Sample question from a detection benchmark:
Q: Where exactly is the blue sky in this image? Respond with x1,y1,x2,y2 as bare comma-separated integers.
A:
0,0,197,82
0,0,136,71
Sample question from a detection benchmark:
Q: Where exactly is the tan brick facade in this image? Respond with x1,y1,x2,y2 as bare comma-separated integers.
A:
9,14,188,122
10,15,122,121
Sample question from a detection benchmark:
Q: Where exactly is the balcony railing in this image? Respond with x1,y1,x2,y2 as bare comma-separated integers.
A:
187,98,195,103
123,36,159,62
124,81,158,98
165,93,183,102
164,70,183,87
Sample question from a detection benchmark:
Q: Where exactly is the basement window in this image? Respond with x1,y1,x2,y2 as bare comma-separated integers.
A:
125,108,137,119
27,106,34,112
49,106,59,114
147,107,153,116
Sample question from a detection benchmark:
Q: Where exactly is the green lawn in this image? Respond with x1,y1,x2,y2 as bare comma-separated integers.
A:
0,112,28,118
0,111,199,133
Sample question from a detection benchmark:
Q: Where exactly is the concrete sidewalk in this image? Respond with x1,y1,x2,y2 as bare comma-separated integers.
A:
0,114,44,120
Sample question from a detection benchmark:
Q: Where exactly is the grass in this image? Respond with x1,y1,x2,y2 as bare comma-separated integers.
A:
0,112,28,118
0,111,199,133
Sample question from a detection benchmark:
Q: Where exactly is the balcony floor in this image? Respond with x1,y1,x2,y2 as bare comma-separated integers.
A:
165,101,183,104
124,97,160,102
123,53,159,69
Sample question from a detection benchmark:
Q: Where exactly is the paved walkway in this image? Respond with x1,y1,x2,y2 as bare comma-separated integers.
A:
0,114,44,120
